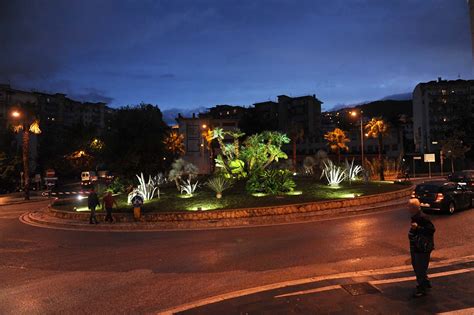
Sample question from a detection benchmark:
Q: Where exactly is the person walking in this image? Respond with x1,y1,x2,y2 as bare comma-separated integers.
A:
102,191,118,223
87,187,100,224
408,198,435,297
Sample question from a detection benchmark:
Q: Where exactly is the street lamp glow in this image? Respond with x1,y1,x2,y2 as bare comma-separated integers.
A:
202,124,207,129
11,111,21,118
350,111,357,117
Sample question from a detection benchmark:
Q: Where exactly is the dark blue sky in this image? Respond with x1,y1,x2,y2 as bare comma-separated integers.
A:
1,0,471,111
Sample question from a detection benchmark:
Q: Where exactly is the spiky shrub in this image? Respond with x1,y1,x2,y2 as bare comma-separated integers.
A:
344,158,363,183
152,172,167,198
206,176,233,198
135,172,158,201
321,160,346,186
246,169,296,195
179,178,199,196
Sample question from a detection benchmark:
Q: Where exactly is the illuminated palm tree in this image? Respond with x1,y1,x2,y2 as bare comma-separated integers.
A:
365,117,389,180
10,106,41,200
324,128,350,163
225,129,245,158
163,131,185,157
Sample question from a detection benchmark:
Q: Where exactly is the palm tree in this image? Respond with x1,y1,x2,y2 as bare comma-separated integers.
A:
289,124,304,171
324,128,350,163
225,129,245,158
365,118,389,180
211,127,225,148
163,131,185,157
10,105,41,200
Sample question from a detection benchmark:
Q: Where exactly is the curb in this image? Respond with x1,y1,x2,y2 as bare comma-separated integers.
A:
21,197,410,232
46,185,414,223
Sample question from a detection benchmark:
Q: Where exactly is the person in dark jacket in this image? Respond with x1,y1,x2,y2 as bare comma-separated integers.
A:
408,198,435,297
88,187,100,224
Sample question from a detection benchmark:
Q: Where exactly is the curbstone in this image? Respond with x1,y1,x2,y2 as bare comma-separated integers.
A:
45,186,413,225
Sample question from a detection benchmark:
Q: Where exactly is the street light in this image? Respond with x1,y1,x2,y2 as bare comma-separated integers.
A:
11,110,21,118
349,110,364,166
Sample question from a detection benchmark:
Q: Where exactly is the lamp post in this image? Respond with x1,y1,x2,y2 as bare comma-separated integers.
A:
349,110,364,166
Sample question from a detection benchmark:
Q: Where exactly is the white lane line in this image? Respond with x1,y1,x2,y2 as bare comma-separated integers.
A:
438,307,474,315
159,256,474,315
274,268,474,299
274,285,341,298
371,268,474,285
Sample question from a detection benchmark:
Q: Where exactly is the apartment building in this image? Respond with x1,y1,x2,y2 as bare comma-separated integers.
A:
253,94,323,155
413,78,474,153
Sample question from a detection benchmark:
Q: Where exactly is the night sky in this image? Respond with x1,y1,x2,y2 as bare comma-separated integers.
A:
0,0,471,113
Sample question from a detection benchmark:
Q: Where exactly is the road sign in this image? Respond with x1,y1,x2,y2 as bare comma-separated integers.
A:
424,154,435,163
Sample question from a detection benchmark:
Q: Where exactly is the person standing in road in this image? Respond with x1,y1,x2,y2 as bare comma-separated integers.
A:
408,198,436,298
102,191,118,223
87,187,100,224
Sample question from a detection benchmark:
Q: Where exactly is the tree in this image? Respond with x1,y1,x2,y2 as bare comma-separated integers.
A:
9,107,42,200
365,118,389,180
289,123,304,171
104,104,169,176
324,128,350,163
440,133,471,173
163,131,185,158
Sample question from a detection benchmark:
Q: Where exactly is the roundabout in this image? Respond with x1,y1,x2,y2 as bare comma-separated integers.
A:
21,182,413,231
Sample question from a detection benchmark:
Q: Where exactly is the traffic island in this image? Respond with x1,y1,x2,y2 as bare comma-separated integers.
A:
21,185,413,231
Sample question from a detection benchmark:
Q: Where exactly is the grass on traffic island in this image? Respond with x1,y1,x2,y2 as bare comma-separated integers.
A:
53,178,409,214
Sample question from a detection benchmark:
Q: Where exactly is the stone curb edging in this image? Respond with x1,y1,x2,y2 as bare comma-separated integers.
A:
45,185,414,223
23,198,409,232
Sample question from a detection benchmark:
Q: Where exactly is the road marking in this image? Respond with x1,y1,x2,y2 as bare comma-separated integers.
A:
438,307,474,315
274,268,474,299
158,255,474,315
371,268,474,285
274,285,342,298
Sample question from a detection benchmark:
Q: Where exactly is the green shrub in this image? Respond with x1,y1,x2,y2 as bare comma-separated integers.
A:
107,177,133,194
246,169,296,195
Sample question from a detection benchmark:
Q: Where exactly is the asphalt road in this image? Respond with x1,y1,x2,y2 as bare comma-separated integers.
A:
1,200,474,314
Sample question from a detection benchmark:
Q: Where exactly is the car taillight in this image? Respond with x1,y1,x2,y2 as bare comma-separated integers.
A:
435,193,444,203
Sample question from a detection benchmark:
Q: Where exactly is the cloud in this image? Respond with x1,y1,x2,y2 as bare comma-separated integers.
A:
69,88,114,104
161,106,208,125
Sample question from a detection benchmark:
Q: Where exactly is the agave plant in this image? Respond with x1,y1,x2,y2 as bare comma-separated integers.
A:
179,178,199,196
321,160,346,187
344,158,363,183
206,176,233,198
152,172,167,198
135,172,158,201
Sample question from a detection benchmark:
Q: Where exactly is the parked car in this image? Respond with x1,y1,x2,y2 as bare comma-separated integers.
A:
447,170,474,191
411,180,473,214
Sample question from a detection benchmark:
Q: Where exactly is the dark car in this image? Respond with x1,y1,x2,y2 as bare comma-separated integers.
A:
447,170,474,191
412,180,473,214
